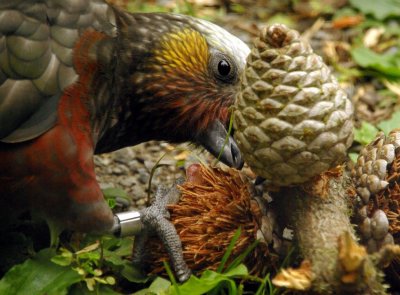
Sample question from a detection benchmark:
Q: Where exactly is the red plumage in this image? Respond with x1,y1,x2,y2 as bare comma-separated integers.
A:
0,1,246,235
0,30,114,232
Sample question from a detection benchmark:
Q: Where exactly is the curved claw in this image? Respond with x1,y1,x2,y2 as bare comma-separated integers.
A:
197,120,244,169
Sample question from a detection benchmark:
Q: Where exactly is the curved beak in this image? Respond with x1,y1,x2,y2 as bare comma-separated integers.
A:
196,120,244,169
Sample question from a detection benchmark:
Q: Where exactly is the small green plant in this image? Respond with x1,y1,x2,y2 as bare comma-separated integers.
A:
351,46,400,79
349,0,400,20
354,121,380,146
350,111,400,162
0,235,144,295
134,228,278,295
51,241,116,292
103,187,130,209
354,111,400,146
376,110,400,134
341,0,400,81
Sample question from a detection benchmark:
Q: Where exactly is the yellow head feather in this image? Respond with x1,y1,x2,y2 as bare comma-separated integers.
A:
153,28,209,76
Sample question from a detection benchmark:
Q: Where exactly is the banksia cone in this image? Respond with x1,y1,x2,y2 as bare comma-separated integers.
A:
234,24,353,186
144,164,278,276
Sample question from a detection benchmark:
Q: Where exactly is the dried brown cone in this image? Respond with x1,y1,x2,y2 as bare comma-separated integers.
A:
143,164,277,276
272,167,397,294
378,148,400,239
351,131,400,204
371,130,400,241
352,129,400,288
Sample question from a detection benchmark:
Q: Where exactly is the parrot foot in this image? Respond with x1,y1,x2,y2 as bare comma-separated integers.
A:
133,179,191,282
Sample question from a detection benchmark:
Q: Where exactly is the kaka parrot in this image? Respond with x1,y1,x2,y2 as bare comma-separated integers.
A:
0,0,249,280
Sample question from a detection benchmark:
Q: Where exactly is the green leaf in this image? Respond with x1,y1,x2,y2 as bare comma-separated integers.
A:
101,235,122,251
225,240,259,273
133,277,171,295
349,153,359,163
217,227,241,273
76,251,100,262
51,253,73,267
100,236,148,283
102,187,129,209
107,198,117,209
0,248,81,295
221,264,248,277
171,273,228,295
69,284,122,295
377,111,400,134
351,47,400,78
255,273,269,295
349,0,400,20
149,277,172,293
163,261,180,295
120,262,149,283
102,187,128,199
266,13,295,27
102,249,125,267
354,121,379,145
131,289,153,295
103,236,133,255
171,265,248,295
230,3,245,13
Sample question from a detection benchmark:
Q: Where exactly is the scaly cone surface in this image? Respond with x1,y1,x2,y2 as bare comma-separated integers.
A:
235,24,400,294
234,24,353,186
352,130,400,288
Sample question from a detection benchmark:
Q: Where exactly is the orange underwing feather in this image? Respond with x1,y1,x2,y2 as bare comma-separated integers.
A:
0,30,113,232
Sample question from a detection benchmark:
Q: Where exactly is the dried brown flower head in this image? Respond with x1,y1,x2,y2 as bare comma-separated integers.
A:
143,164,276,276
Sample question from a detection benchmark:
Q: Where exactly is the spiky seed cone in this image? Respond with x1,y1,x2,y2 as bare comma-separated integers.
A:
234,24,354,186
143,164,278,276
352,129,400,287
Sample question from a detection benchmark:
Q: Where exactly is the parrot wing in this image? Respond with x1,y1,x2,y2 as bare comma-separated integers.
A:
0,0,116,143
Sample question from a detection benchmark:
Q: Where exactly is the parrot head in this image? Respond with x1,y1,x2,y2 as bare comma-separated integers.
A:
94,9,250,169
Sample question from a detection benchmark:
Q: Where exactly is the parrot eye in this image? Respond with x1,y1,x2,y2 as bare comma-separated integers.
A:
210,52,237,84
218,59,231,76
